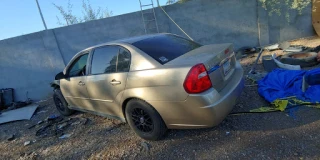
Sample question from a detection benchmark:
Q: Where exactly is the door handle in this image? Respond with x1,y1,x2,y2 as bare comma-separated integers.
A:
78,81,85,86
110,79,121,85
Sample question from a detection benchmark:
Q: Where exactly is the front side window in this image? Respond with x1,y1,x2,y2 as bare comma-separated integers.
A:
68,53,89,77
91,46,131,75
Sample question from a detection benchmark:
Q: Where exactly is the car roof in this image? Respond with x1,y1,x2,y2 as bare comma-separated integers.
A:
116,33,172,44
81,33,174,51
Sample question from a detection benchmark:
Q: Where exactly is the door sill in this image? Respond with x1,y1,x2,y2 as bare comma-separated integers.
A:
68,106,126,122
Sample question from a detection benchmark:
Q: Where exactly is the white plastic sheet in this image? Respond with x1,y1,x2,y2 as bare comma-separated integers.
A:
0,104,38,124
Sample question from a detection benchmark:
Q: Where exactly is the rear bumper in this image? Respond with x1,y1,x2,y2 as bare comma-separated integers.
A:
148,62,244,129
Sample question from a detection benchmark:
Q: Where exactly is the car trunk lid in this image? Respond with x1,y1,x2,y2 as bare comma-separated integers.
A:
165,43,236,91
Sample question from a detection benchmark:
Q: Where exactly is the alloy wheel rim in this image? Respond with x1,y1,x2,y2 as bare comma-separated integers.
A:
131,108,154,133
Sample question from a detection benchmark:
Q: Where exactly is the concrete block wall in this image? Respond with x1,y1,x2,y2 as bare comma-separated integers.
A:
258,0,314,45
54,11,146,62
157,0,260,48
0,0,315,101
0,30,65,101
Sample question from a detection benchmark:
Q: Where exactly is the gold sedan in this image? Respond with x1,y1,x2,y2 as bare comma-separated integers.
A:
51,33,244,140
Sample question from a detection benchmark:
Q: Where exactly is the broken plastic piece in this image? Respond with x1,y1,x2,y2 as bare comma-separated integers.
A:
47,115,60,121
24,141,31,146
57,123,68,129
264,44,279,50
59,134,71,139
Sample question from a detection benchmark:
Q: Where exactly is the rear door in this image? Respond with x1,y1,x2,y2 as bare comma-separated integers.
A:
60,52,91,108
85,45,131,116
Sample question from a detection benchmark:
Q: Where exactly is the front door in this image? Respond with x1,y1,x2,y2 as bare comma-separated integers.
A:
60,52,90,109
85,45,131,117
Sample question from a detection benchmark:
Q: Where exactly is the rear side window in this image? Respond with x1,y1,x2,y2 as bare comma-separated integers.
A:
132,34,202,64
91,46,131,75
117,48,131,72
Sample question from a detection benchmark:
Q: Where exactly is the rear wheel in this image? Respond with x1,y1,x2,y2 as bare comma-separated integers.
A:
125,99,167,141
53,89,74,116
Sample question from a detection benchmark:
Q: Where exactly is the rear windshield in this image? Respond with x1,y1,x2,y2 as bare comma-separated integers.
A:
132,34,202,64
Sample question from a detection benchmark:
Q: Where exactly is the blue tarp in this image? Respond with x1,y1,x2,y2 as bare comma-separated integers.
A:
258,68,320,103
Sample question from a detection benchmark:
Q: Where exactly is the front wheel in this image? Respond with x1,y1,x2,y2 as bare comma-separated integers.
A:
53,89,74,116
125,99,167,141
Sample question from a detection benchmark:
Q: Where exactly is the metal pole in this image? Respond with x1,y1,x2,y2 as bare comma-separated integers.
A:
156,0,160,7
35,0,47,30
159,5,193,40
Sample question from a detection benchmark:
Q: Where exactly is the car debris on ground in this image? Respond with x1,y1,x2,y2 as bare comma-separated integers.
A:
33,115,88,139
24,141,31,146
59,134,72,139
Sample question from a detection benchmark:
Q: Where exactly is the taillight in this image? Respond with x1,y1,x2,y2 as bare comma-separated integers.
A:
183,63,212,94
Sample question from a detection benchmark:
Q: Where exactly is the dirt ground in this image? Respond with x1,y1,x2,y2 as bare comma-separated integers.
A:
1,36,320,160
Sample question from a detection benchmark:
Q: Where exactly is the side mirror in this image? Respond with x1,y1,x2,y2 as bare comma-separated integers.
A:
55,72,66,80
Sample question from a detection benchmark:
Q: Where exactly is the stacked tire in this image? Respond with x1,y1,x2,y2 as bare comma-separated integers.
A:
280,52,319,67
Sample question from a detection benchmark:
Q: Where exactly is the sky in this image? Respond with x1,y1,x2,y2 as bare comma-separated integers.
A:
0,0,168,40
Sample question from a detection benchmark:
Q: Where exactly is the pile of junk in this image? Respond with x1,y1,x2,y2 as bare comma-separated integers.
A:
0,89,36,125
0,89,32,111
238,41,320,113
238,41,320,71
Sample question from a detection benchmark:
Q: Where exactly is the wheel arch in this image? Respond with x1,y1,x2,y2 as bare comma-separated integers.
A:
122,97,134,121
121,97,165,124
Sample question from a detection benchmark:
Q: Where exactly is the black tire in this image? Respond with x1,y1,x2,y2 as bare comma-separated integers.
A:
280,52,319,67
53,89,74,116
125,99,167,141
